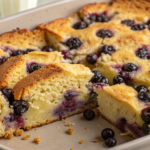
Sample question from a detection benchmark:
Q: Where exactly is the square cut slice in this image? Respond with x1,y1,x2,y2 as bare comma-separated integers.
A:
94,84,148,138
0,28,47,55
95,50,150,87
0,51,62,89
11,63,97,131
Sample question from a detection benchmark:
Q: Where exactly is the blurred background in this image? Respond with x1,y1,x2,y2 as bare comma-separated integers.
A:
0,0,59,18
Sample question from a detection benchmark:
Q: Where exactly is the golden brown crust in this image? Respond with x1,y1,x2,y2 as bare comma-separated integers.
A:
0,56,22,88
0,28,47,50
13,64,64,100
14,129,24,136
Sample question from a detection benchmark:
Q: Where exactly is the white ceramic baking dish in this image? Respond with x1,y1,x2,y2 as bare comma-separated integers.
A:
0,0,150,149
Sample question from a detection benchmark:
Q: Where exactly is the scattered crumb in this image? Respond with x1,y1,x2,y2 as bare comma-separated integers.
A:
91,139,100,143
62,119,64,121
80,140,84,144
57,127,60,129
63,121,66,123
34,137,40,144
68,128,74,135
70,149,73,150
65,122,75,127
120,132,130,136
34,129,36,131
22,135,31,140
59,129,61,131
85,127,90,131
14,129,24,136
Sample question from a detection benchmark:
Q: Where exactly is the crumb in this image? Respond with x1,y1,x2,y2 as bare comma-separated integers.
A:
70,149,73,150
22,135,31,140
80,140,84,144
57,127,60,129
34,137,40,144
62,119,64,121
14,129,24,136
67,128,74,135
59,129,61,131
85,127,89,131
65,122,75,127
63,121,66,123
34,129,36,131
91,139,100,143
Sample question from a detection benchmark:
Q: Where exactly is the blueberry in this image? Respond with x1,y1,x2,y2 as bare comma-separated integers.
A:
64,91,78,100
101,128,115,140
11,50,24,56
61,50,70,59
29,64,42,73
123,63,138,72
90,70,102,83
42,46,54,52
96,30,113,38
131,24,145,31
136,47,148,59
121,20,134,27
138,92,150,103
12,100,29,116
66,37,81,50
96,14,109,22
142,123,150,135
1,57,10,64
113,75,124,85
25,49,36,54
88,14,97,23
73,21,87,29
83,110,95,120
86,85,94,93
86,54,98,64
1,88,13,99
135,85,149,93
141,107,150,122
99,76,109,84
99,45,115,56
105,138,117,147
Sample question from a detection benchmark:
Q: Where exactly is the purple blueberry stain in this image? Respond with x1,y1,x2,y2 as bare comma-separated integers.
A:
53,90,97,119
4,113,25,130
116,118,145,138
0,46,15,55
94,83,109,89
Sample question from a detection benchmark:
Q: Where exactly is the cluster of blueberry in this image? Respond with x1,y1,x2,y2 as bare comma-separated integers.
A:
0,45,54,65
113,63,138,85
83,110,116,147
1,88,28,121
86,45,115,65
133,85,150,135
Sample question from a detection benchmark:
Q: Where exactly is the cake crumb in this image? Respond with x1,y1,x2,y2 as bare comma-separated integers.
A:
91,139,100,143
14,129,24,136
63,121,66,123
66,122,75,127
34,137,40,144
85,127,89,131
70,149,73,150
80,140,84,144
22,135,31,140
57,127,60,129
34,129,36,131
68,128,74,135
